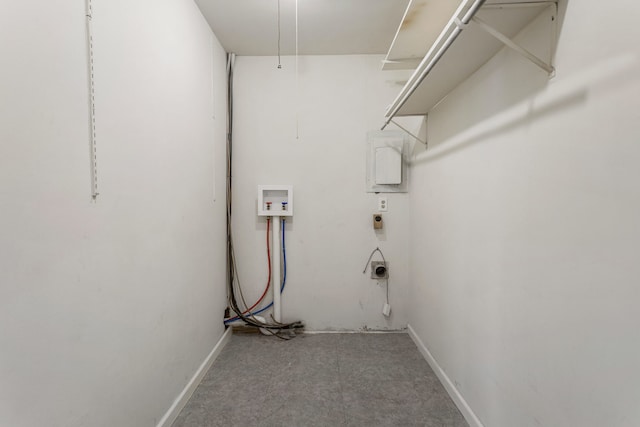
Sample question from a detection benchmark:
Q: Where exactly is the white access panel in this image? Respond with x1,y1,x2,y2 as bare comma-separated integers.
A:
375,147,402,185
366,130,409,193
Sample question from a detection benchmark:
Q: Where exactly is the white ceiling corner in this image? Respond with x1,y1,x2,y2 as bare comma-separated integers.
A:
194,0,410,56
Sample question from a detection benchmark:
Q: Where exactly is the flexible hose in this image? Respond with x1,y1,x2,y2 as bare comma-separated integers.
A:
281,217,286,288
225,218,287,322
224,53,301,332
224,218,272,324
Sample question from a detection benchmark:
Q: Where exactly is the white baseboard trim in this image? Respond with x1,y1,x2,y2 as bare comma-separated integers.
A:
407,324,484,427
303,329,407,334
156,327,233,427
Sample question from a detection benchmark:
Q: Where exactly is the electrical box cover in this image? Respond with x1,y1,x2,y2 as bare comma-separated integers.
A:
375,147,402,184
366,130,409,193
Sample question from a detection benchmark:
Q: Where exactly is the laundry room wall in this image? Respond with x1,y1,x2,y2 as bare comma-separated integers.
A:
0,1,228,426
407,1,640,426
230,55,419,331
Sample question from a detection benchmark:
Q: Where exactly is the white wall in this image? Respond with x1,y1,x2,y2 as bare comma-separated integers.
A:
231,55,413,331
0,1,228,426
407,1,640,426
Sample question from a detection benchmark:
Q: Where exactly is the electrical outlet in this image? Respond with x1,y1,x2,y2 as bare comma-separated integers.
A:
378,197,388,212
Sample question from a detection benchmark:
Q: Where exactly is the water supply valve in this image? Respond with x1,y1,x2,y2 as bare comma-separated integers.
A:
257,185,293,217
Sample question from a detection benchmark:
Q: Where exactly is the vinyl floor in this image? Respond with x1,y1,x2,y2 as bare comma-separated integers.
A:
172,332,468,427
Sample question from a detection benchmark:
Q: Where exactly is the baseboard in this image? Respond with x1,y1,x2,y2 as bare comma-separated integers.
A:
303,329,407,334
156,327,232,427
407,324,484,427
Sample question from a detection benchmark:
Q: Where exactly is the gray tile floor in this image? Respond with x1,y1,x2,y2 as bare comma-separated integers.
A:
173,332,468,427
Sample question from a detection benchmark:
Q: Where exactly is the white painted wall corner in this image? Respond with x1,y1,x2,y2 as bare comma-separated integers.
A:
407,324,485,427
156,327,233,427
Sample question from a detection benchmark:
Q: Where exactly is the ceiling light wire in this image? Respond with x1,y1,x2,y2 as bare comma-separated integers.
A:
295,0,299,139
277,0,282,69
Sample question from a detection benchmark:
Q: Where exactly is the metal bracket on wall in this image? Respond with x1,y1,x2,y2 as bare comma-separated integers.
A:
85,0,99,201
389,119,427,147
470,7,556,76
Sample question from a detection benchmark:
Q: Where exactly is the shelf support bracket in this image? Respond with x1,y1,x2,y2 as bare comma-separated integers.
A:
389,119,427,147
471,15,555,75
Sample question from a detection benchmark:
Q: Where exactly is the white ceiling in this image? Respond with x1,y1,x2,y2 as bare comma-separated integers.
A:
194,0,410,56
